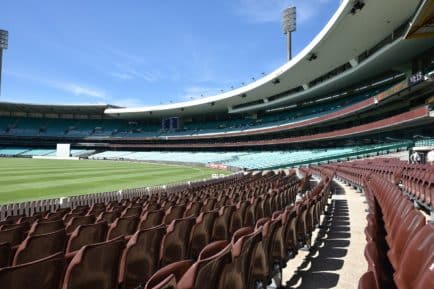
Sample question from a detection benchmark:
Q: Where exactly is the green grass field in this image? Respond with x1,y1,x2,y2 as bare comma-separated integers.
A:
0,158,229,204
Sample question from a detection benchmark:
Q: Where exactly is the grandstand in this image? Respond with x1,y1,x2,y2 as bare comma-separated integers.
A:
0,0,433,289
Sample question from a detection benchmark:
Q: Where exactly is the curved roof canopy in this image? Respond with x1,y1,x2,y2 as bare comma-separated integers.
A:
105,0,433,118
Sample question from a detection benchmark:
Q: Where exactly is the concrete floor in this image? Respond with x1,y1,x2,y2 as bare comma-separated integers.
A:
270,179,368,289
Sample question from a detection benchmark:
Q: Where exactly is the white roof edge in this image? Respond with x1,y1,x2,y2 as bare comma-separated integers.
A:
105,0,351,115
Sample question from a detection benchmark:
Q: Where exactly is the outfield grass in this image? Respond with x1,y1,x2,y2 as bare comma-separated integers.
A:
0,158,229,204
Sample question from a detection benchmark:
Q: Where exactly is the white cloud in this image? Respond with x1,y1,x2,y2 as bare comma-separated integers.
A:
5,70,107,100
105,48,161,83
110,72,134,80
235,0,334,24
55,83,106,99
112,66,159,82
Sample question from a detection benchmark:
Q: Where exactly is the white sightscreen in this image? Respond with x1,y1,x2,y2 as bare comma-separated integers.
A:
56,143,71,158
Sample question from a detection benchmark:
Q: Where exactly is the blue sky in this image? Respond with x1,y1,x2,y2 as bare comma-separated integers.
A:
1,0,339,107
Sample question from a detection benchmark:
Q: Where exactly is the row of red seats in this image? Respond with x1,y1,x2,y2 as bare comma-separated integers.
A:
324,158,434,208
317,161,433,289
0,172,299,265
0,171,328,289
359,175,433,289
142,177,332,289
400,164,433,208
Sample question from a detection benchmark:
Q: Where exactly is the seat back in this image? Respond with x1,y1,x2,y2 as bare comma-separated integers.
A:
394,223,434,289
140,210,165,230
0,252,65,289
160,217,196,266
66,222,108,253
387,210,425,269
217,227,262,289
358,271,378,289
0,226,26,246
178,240,231,289
62,238,125,289
212,206,235,241
414,268,434,289
97,211,121,224
107,216,139,240
184,202,202,218
1,221,30,233
118,225,166,289
231,201,249,233
66,215,96,234
122,206,143,218
145,260,194,289
164,206,186,225
13,228,67,265
29,219,65,235
0,242,11,268
189,211,218,259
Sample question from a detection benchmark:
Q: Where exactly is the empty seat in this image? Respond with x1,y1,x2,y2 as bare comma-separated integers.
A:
18,213,45,225
251,218,281,285
145,260,194,289
387,210,425,269
212,206,236,241
5,215,24,224
279,207,298,262
46,211,68,221
218,227,262,289
177,240,232,289
62,238,125,289
13,228,67,265
231,201,249,234
160,217,196,266
201,198,217,212
0,242,11,268
393,223,434,289
97,211,121,224
0,252,65,289
66,215,96,234
189,211,218,259
358,271,379,289
414,268,434,289
0,221,31,233
107,216,139,240
118,225,166,289
163,206,186,225
66,222,108,253
64,213,86,224
364,241,388,289
122,207,143,218
139,210,165,230
295,202,309,246
29,219,64,235
0,226,26,246
89,203,106,215
184,202,202,218
71,206,90,215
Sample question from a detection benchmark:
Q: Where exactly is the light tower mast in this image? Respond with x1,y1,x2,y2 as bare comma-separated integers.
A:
282,7,296,61
0,30,8,95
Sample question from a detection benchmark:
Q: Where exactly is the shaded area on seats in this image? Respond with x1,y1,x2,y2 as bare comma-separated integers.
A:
285,199,350,289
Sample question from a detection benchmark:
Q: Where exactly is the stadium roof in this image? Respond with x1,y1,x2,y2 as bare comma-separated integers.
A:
405,0,434,39
104,0,433,118
1,0,433,119
0,101,119,115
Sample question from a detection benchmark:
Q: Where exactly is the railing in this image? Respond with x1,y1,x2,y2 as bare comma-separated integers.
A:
0,172,242,220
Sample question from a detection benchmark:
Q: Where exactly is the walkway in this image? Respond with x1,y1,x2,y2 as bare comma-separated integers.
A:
273,179,368,288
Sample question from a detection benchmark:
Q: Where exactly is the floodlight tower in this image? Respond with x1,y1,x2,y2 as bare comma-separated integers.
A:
282,7,296,61
0,29,8,95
